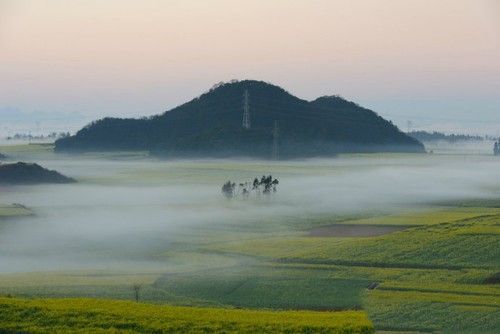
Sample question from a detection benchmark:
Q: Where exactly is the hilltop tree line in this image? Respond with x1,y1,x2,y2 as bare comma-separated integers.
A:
7,132,70,141
408,131,485,143
222,175,279,199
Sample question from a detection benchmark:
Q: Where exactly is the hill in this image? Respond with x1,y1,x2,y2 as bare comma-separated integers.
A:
0,162,75,184
55,80,424,158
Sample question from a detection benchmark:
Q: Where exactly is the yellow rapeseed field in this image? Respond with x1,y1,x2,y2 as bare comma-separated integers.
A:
0,297,374,334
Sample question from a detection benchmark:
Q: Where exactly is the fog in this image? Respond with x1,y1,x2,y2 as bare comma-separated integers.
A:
1,148,500,273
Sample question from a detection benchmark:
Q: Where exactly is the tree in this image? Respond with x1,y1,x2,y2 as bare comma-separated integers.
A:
252,178,260,190
495,141,500,156
132,283,142,302
239,182,250,198
259,175,278,194
222,181,236,198
221,176,279,198
272,178,279,193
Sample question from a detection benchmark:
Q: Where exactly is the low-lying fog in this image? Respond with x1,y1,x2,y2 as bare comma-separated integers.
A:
1,144,500,273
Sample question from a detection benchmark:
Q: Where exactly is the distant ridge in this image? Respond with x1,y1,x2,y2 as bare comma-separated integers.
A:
408,130,485,143
55,80,424,158
0,162,75,184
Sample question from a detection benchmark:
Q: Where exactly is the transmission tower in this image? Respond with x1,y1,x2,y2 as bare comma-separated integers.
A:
242,89,251,129
407,120,413,133
272,120,279,160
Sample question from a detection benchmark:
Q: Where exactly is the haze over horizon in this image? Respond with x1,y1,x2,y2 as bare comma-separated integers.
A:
1,0,499,135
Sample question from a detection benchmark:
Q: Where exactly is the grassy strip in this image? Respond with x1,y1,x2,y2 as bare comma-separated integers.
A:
275,258,467,270
377,285,500,297
0,204,32,219
0,297,374,334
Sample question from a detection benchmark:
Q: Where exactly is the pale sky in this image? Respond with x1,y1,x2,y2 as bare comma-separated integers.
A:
1,0,499,134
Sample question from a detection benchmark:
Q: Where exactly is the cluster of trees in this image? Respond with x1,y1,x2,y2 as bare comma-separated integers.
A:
222,175,279,199
494,140,500,156
7,132,70,141
408,131,484,143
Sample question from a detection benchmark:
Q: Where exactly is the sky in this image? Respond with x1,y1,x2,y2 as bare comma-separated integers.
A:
0,0,499,135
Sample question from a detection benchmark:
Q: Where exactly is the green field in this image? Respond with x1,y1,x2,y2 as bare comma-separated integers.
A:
0,143,54,157
1,206,498,333
0,297,373,334
0,144,499,333
208,213,500,269
0,204,32,218
196,208,500,333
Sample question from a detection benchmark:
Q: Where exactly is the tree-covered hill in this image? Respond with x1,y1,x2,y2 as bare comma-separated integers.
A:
0,162,75,184
55,80,424,158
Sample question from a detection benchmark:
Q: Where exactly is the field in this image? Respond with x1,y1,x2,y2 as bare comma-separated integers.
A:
0,204,32,218
2,208,497,332
195,208,500,333
0,144,499,333
0,297,373,334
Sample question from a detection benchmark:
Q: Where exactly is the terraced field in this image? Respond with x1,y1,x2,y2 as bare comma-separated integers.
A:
197,208,500,333
209,213,500,269
0,145,498,333
2,206,497,332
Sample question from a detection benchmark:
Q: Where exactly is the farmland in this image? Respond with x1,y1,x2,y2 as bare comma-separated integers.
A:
0,204,32,219
197,208,500,332
0,144,499,333
0,297,373,334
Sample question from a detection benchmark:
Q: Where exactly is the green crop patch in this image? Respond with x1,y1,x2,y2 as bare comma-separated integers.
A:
208,214,500,269
154,265,370,310
0,297,374,334
0,204,32,219
340,207,500,226
364,290,500,333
